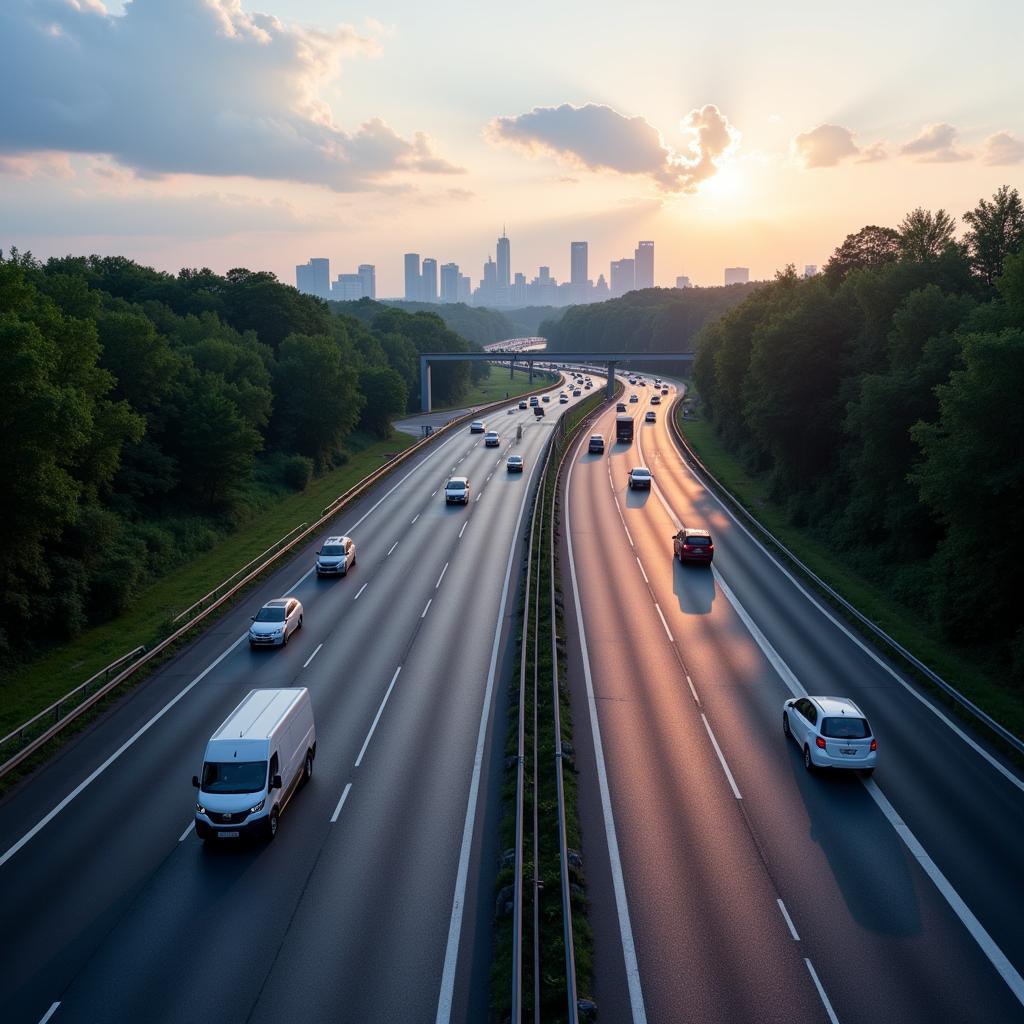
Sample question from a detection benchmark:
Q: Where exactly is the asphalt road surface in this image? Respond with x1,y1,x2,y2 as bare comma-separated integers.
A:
562,376,1024,1024
0,379,590,1024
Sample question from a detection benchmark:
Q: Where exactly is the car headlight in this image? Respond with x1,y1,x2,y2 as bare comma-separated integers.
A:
248,798,266,815
196,803,206,814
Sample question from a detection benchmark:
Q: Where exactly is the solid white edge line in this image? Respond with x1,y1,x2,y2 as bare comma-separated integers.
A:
701,713,742,799
564,429,649,1024
635,557,649,584
354,582,367,600
673,425,1024,795
303,643,323,668
354,666,401,768
686,674,700,705
0,632,248,870
475,493,481,502
713,554,1024,1008
654,604,674,643
804,959,840,1024
863,778,1024,1005
330,782,353,823
436,563,448,589
432,489,438,497
459,521,468,539
38,1002,60,1024
421,598,432,619
777,897,800,941
434,435,548,1024
387,541,399,556
178,821,195,843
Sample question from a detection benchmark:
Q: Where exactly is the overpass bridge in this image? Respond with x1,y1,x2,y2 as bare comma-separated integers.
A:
418,349,694,411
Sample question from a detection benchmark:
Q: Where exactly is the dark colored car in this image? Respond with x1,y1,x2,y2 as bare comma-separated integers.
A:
616,402,627,412
673,527,714,564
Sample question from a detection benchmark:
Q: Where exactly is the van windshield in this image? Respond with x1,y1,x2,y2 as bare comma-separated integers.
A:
201,760,268,793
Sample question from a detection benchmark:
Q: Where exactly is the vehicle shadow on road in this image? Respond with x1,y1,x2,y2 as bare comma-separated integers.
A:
671,559,715,614
625,488,650,509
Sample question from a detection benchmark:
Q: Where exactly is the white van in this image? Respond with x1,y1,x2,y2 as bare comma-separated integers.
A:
193,688,316,842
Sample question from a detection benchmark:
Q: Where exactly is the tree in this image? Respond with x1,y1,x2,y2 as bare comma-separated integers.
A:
823,225,900,287
358,367,408,437
962,185,1024,287
897,207,959,263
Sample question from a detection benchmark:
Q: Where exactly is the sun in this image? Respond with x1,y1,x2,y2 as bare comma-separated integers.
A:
698,159,747,202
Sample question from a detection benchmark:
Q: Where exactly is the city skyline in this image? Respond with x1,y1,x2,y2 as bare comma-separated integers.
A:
2,1,1022,294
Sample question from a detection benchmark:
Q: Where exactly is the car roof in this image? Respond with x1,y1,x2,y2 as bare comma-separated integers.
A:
631,466,651,474
808,695,867,718
507,454,523,461
264,598,290,608
324,535,349,544
683,527,710,537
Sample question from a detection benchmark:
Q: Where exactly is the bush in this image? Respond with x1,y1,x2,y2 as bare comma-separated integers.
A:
279,454,313,491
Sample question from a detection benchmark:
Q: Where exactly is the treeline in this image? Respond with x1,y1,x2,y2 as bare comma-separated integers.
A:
541,283,760,375
692,187,1024,682
340,298,517,347
0,253,485,661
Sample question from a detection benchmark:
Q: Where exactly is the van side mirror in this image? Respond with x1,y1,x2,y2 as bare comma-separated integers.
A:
250,615,256,622
192,775,200,788
272,774,283,790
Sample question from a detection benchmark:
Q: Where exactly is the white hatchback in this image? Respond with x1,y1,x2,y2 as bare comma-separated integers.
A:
249,598,303,648
783,696,877,775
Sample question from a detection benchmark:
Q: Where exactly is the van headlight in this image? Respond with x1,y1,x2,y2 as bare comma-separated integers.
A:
248,798,266,815
196,803,206,814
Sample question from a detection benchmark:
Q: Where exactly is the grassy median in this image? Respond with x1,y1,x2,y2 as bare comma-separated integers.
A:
675,397,1024,747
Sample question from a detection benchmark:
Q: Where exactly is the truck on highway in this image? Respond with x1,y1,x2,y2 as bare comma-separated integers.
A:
616,415,634,444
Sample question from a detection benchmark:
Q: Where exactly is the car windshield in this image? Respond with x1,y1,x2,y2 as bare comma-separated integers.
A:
201,760,267,794
448,482,466,490
254,606,286,622
320,545,345,556
633,470,650,477
821,717,870,739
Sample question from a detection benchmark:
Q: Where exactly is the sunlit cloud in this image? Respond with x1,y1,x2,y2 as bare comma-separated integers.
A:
485,102,739,193
792,124,887,168
0,0,463,191
981,130,1024,165
0,151,75,180
900,123,970,163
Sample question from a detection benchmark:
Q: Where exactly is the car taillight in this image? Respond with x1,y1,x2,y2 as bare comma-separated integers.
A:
682,544,693,552
870,738,877,751
815,736,826,750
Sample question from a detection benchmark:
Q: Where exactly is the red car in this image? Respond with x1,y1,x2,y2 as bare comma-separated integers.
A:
673,527,714,565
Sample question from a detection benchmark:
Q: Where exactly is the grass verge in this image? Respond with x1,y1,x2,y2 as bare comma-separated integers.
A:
433,364,558,412
0,431,416,741
675,397,1024,746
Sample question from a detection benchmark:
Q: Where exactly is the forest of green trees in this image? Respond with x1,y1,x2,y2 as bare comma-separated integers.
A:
691,187,1024,683
0,253,486,662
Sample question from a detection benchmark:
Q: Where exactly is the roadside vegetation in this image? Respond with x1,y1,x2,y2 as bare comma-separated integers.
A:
682,185,1024,732
0,251,492,694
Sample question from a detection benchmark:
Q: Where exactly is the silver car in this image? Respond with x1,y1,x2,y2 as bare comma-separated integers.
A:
249,598,303,648
783,696,877,775
315,535,356,577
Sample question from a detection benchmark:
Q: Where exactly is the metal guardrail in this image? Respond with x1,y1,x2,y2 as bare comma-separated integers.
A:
667,395,1024,758
0,381,561,781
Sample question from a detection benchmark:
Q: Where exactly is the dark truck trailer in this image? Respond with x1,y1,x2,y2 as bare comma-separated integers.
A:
615,415,634,443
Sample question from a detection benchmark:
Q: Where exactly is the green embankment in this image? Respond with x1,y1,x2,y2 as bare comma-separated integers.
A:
432,364,557,411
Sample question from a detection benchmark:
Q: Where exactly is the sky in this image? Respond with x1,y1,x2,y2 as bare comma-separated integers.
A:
1,0,1022,294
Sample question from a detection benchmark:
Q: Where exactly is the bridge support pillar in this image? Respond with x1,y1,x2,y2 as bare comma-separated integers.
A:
606,362,617,399
420,358,432,412
529,361,534,384
510,360,515,379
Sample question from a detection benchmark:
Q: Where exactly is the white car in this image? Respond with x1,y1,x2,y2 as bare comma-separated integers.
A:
445,476,470,505
249,598,303,648
315,535,356,577
559,394,569,403
628,467,652,490
783,696,877,775
484,431,500,447
470,420,485,433
645,411,656,423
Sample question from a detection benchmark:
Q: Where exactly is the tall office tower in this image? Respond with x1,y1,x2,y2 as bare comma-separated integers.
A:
421,258,438,302
675,275,692,289
634,240,654,289
440,262,460,303
458,274,472,304
496,228,511,289
610,258,635,297
310,258,330,298
512,271,527,305
296,261,316,295
332,274,364,300
724,267,750,285
404,254,421,301
570,241,589,302
804,265,818,278
358,264,376,299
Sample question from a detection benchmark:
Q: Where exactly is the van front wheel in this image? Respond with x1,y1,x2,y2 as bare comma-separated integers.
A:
303,750,314,784
267,807,279,840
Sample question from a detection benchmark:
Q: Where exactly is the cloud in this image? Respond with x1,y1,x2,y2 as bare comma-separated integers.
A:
981,130,1024,165
485,102,739,193
0,151,75,179
0,0,462,191
900,123,970,162
792,124,887,168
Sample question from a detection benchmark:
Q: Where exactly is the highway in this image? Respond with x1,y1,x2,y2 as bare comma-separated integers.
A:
562,377,1024,1023
0,380,587,1024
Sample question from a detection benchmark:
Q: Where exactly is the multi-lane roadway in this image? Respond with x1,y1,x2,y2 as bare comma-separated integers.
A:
0,380,587,1024
563,377,1024,1023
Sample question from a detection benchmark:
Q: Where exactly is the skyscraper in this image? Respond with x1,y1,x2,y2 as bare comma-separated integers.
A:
296,258,330,298
331,274,364,300
610,258,635,298
404,253,421,301
440,262,460,303
724,267,750,285
421,258,438,302
458,274,472,304
296,262,316,296
634,241,654,289
675,275,692,289
358,264,376,299
496,228,511,290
